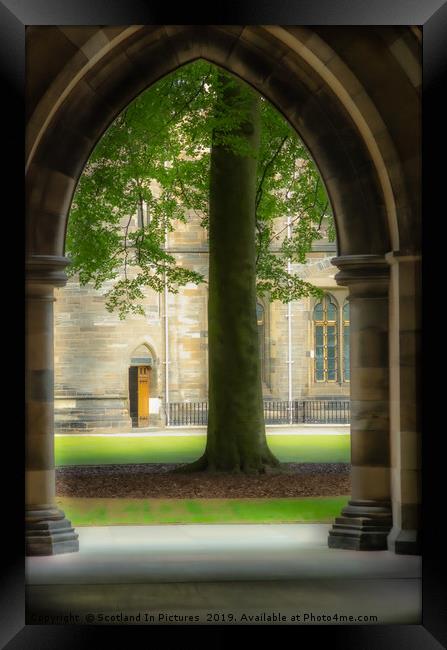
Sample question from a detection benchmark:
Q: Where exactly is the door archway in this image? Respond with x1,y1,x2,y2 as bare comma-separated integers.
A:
129,344,155,427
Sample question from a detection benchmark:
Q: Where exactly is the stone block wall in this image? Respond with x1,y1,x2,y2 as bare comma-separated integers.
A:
54,214,349,431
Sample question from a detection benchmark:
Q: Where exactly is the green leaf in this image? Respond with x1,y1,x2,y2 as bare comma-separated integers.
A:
67,60,334,316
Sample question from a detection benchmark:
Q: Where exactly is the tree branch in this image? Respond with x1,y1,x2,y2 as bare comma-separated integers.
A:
255,135,289,215
267,177,324,246
318,201,329,231
123,213,133,283
158,71,211,136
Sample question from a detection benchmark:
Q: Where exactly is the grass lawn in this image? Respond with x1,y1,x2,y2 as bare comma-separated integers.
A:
57,495,349,526
55,434,350,466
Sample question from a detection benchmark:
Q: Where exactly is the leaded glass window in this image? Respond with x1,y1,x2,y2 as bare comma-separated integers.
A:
313,294,338,382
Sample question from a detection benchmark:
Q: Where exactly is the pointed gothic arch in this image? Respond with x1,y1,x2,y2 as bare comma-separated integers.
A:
25,25,421,555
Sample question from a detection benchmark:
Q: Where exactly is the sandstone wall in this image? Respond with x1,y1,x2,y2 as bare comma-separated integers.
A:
54,214,349,431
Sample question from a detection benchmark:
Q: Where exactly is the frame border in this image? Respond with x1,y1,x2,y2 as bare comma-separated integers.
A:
5,0,445,647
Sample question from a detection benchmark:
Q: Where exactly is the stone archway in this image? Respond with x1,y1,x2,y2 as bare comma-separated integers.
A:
25,25,421,555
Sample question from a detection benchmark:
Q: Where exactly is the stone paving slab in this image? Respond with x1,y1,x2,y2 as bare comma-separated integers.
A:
26,524,422,626
26,524,420,585
27,579,421,625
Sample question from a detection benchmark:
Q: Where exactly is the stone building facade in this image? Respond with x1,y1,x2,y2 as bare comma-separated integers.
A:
54,212,350,432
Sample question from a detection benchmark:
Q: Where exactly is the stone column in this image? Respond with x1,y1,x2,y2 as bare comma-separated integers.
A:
386,252,421,554
328,255,392,550
26,256,79,555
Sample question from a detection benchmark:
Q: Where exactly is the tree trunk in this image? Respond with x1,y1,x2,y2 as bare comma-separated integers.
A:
188,75,280,474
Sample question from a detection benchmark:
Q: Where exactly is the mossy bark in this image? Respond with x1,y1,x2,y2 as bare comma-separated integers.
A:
185,75,280,474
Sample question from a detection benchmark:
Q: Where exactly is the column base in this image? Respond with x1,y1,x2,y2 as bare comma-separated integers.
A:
328,500,392,551
26,506,79,556
387,526,421,555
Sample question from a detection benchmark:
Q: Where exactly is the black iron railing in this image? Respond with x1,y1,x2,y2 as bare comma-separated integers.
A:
168,401,208,426
168,399,350,426
300,399,350,424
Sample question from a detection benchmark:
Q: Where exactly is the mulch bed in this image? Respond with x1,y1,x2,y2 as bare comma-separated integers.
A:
56,463,351,499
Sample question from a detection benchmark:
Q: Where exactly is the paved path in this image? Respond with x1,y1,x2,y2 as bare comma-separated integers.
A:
55,424,350,437
26,523,420,625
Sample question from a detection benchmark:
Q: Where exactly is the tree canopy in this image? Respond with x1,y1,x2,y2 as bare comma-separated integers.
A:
67,60,334,318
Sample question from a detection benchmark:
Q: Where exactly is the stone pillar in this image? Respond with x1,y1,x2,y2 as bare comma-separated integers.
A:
386,252,421,554
26,256,79,556
328,255,392,550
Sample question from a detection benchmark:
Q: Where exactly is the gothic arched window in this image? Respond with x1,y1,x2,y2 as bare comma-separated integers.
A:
313,294,338,382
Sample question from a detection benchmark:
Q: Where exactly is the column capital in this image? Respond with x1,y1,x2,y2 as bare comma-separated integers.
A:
26,255,71,288
331,254,389,293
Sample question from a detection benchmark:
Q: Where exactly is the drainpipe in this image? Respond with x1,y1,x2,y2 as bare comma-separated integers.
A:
287,216,293,424
163,225,170,426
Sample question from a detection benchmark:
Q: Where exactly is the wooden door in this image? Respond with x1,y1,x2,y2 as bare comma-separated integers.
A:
137,366,150,426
